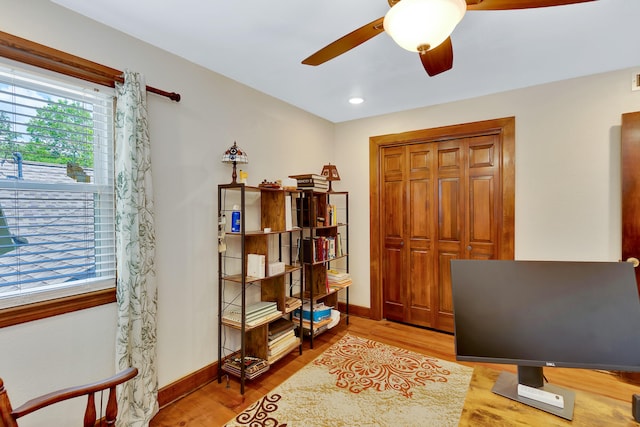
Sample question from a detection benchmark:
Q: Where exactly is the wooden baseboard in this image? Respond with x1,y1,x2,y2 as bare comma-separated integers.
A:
157,363,219,408
158,304,370,408
337,302,370,319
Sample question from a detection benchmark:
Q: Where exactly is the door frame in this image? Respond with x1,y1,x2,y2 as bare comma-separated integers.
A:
369,117,516,320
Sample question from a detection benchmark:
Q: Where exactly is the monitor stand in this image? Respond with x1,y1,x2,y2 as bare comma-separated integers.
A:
491,371,576,420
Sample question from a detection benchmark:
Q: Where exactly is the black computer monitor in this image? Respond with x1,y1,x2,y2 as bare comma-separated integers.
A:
450,259,640,420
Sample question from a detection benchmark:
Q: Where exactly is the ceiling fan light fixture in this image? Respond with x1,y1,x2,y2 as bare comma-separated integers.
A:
383,0,466,53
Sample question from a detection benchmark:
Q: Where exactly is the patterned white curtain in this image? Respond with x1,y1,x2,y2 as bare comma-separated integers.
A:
114,70,158,427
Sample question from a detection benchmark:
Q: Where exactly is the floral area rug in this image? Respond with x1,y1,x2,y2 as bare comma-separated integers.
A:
224,334,473,427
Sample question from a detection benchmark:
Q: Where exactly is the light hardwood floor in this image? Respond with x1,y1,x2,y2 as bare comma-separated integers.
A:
149,316,639,426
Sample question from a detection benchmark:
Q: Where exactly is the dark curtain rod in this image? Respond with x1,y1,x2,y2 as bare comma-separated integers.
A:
0,30,181,102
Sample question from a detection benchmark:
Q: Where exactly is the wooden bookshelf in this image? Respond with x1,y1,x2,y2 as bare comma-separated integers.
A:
217,184,303,394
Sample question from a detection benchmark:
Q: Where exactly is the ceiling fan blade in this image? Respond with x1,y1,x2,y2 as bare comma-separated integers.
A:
466,0,596,11
302,17,385,66
419,37,454,77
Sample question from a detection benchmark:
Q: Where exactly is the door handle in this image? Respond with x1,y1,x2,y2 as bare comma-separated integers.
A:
626,257,639,268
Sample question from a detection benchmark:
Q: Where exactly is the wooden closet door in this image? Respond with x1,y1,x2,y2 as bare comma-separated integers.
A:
435,135,502,331
379,134,502,331
370,117,515,330
381,143,437,326
380,145,407,322
621,111,640,385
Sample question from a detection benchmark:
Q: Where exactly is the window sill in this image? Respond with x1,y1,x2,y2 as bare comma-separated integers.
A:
0,288,116,328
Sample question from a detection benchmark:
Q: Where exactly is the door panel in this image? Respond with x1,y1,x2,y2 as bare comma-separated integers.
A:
438,178,462,241
382,246,404,320
437,251,457,331
407,144,435,325
382,147,406,321
409,179,433,324
470,176,493,241
468,135,500,261
409,246,432,325
435,141,465,330
410,180,431,238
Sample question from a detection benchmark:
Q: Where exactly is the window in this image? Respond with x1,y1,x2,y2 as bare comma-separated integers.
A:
0,64,115,310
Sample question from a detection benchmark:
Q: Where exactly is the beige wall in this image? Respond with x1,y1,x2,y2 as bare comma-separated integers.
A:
336,69,640,307
1,0,639,424
0,1,334,424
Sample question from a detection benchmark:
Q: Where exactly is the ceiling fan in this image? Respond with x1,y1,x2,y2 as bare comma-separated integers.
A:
302,0,596,77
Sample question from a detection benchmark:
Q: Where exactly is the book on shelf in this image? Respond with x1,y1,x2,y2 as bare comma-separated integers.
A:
222,355,270,379
328,282,351,293
268,330,298,358
288,174,327,181
269,328,296,346
296,318,332,337
327,204,338,226
298,185,328,193
297,181,328,189
294,315,332,328
296,196,318,227
268,329,296,347
336,233,344,257
222,301,280,327
327,269,350,281
297,179,328,187
289,174,329,192
269,317,297,337
327,269,351,293
284,296,302,311
222,310,282,328
285,194,293,230
301,237,315,263
301,236,338,263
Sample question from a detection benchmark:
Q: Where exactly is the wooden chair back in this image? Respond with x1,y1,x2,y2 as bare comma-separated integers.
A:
0,367,138,426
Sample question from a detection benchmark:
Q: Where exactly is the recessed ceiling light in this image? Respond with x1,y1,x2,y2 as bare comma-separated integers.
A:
349,97,364,105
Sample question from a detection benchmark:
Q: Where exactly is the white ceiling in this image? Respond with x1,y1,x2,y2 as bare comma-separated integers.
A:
52,0,640,123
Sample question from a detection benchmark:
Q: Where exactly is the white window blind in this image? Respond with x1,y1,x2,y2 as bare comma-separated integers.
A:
0,64,115,308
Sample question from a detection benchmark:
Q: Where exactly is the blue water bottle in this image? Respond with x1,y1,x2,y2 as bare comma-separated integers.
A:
231,205,241,232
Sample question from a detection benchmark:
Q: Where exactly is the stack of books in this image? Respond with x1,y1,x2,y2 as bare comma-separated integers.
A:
289,174,329,192
222,301,281,328
268,318,299,361
284,296,302,312
327,269,352,293
222,355,269,380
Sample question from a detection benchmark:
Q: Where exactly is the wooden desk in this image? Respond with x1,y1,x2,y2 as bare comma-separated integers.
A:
459,366,639,426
